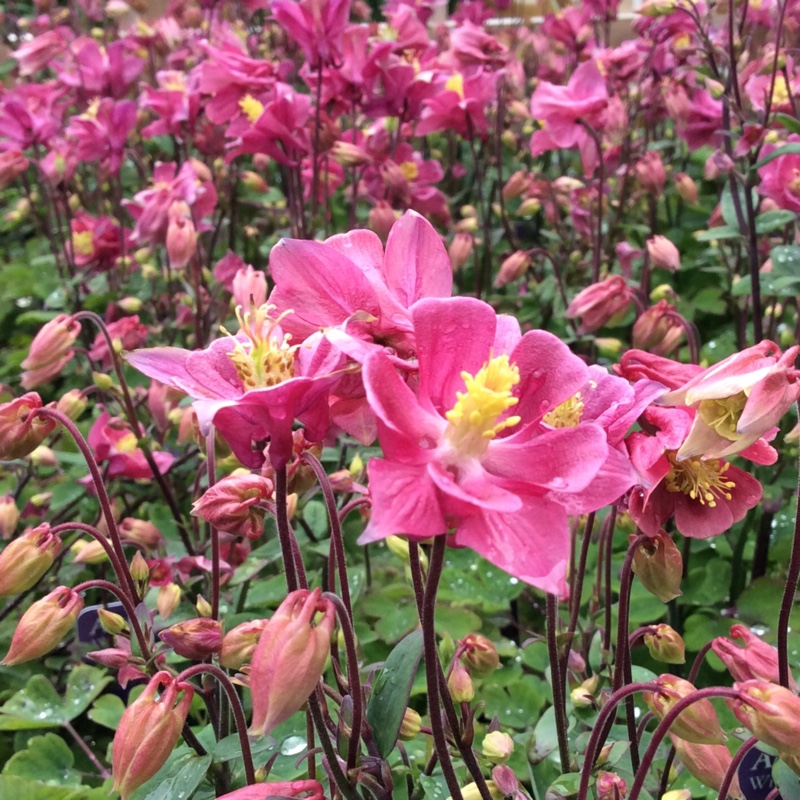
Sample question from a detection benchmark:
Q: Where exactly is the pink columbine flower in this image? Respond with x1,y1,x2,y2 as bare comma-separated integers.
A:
57,37,143,98
712,624,798,690
566,275,635,334
126,305,346,469
677,89,723,151
70,212,129,274
627,406,762,539
12,27,73,76
21,314,81,390
758,134,800,213
65,98,137,176
416,70,497,139
358,296,630,596
0,149,30,190
614,350,704,390
659,340,800,461
140,70,201,139
271,0,352,68
88,316,148,370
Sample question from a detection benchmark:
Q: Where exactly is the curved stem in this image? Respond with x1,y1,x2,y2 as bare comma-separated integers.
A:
547,593,571,773
176,664,256,785
687,641,714,684
50,521,128,592
777,449,800,687
717,737,758,800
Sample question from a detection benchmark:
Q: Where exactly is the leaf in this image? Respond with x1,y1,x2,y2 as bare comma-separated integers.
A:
770,244,800,278
775,113,800,135
755,210,797,233
720,184,758,228
62,666,112,721
694,225,742,242
2,733,80,787
546,773,581,800
366,629,424,758
87,694,125,731
754,141,800,168
773,756,800,800
130,752,213,800
0,775,109,800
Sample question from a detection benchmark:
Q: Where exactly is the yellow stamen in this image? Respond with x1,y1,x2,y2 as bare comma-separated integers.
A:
445,355,521,458
239,94,265,124
697,392,747,442
445,73,465,100
772,76,789,106
399,161,419,181
543,392,585,428
115,432,139,453
72,231,94,257
664,451,736,508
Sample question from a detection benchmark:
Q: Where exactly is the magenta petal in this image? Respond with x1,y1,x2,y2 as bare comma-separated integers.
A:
427,460,523,513
452,494,570,596
126,347,228,399
358,459,447,543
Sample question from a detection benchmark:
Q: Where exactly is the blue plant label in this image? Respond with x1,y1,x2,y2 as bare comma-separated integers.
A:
739,748,781,800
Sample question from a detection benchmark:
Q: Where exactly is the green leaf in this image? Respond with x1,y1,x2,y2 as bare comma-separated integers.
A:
770,244,800,278
62,666,112,721
754,141,800,168
755,210,797,233
694,225,742,242
775,113,800,135
87,694,125,731
774,755,800,800
0,775,109,800
2,734,80,787
130,752,213,800
366,629,424,758
546,773,581,800
721,184,757,228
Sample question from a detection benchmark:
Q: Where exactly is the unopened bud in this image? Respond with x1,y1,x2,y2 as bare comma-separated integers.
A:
482,731,514,763
160,617,223,661
196,595,212,618
644,625,686,664
99,608,130,636
0,494,20,539
495,251,531,288
220,618,269,670
631,530,683,603
674,173,698,204
460,634,500,677
644,675,726,744
448,660,475,703
399,708,422,740
157,583,181,619
130,551,150,586
596,771,627,800
56,389,87,421
0,523,61,596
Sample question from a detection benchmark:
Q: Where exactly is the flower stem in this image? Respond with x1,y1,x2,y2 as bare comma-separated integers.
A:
205,431,220,620
777,451,800,687
546,593,571,773
63,720,110,778
274,466,301,592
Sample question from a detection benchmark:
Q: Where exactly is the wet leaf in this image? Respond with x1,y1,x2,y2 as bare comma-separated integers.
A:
2,733,81,787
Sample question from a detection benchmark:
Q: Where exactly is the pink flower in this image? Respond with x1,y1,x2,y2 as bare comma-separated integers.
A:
712,624,798,690
660,340,800,461
65,98,137,176
416,71,497,139
627,406,762,539
217,781,325,800
88,316,148,369
191,474,274,539
758,134,800,213
358,296,626,595
678,89,722,151
70,212,128,273
12,27,73,76
0,150,29,190
566,275,635,334
614,350,703,390
126,306,345,469
57,37,143,98
140,70,202,139
21,314,81,390
271,0,352,67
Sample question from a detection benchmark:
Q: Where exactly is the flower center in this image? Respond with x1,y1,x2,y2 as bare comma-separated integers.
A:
239,94,265,124
445,73,465,100
444,355,521,458
772,76,789,106
543,392,584,428
72,231,94,257
399,161,419,181
696,392,747,441
664,451,736,507
225,304,296,391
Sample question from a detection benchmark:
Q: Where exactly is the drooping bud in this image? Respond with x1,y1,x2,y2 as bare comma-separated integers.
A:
249,588,336,736
165,202,197,270
631,530,683,603
191,474,273,540
0,494,20,539
502,170,530,201
646,235,681,272
632,301,684,357
449,232,474,272
460,634,500,677
643,675,726,744
494,251,531,288
112,671,194,800
216,781,326,800
566,276,635,334
98,608,130,637
0,524,61,597
20,315,81,390
483,731,515,763
119,518,162,552
712,625,797,689
330,141,372,166
399,708,422,740
448,660,475,703
220,619,269,671
0,393,56,460
368,202,398,241
157,582,181,619
668,734,740,794
56,389,87,421
2,586,84,665
596,771,627,800
728,680,800,755
160,617,223,661
634,151,666,195
644,625,686,664
674,173,699,204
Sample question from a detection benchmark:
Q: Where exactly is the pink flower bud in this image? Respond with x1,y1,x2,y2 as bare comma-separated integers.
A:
0,393,56,461
674,173,699,204
646,235,681,272
87,645,144,671
644,624,686,664
632,301,684,357
192,474,274,539
368,202,398,241
668,734,739,794
157,582,182,619
491,765,522,798
596,771,627,800
217,781,326,800
249,588,336,736
220,618,269,670
166,203,197,269
240,171,270,192
0,149,30,190
566,276,635,334
495,251,531,288
0,494,20,539
119,518,163,551
448,660,475,703
112,671,194,800
56,389,87,421
643,674,726,744
449,232,474,272
712,624,797,689
20,315,81,389
635,151,666,195
460,634,500,677
330,141,372,167
160,617,223,661
704,151,734,180
502,170,530,201
232,266,268,312
0,523,61,597
2,586,83,665
728,680,800,755
631,530,683,603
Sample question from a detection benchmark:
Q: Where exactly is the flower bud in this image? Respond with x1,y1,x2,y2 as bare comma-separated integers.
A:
191,474,273,540
157,582,181,619
644,625,686,664
449,232,474,272
447,782,503,800
728,680,800,755
596,771,627,800
662,791,692,800
0,524,61,597
502,170,530,201
72,537,109,565
0,494,19,539
483,731,514,763
160,617,223,661
668,734,740,794
196,594,212,618
249,588,336,736
56,389,87,421
460,634,500,677
165,203,197,269
20,315,81,390
448,660,475,703
119,518,163,551
674,173,698,204
643,675,726,744
112,671,194,800
217,781,326,800
130,551,150,588
646,235,681,272
635,151,666,195
368,202,398,241
399,707,422,740
566,276,635,334
494,251,531,288
240,170,269,192
330,141,372,167
631,530,683,603
712,625,796,689
99,608,130,636
491,765,521,797
0,393,56,460
632,301,684,357
571,679,596,708
232,266,267,312
2,586,84,665
220,619,269,670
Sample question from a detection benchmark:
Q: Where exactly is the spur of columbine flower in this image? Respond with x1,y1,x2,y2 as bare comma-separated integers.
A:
627,405,762,538
358,296,634,595
126,304,346,469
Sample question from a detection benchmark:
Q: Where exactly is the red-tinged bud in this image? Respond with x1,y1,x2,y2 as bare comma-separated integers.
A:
0,393,56,459
56,389,87,421
0,523,60,596
0,149,30,189
491,765,520,797
483,731,514,763
728,680,800,755
460,634,500,677
712,625,797,689
249,588,336,736
704,151,734,181
21,315,81,390
502,170,530,201
635,151,666,195
566,276,635,334
644,624,686,664
448,659,475,703
2,586,83,665
157,583,181,619
399,708,422,740
596,771,627,800
232,266,267,312
631,530,683,603
240,170,269,192
668,734,741,794
130,551,150,587
217,780,326,800
674,173,698,204
87,645,144,671
632,301,684,357
119,518,163,551
192,474,273,540
220,618,269,670
643,675,726,744
646,235,681,272
29,444,57,467
495,251,531,288
0,494,19,539
330,141,372,167
160,617,223,661
449,232,474,273
165,203,197,269
368,202,398,241
112,671,194,800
